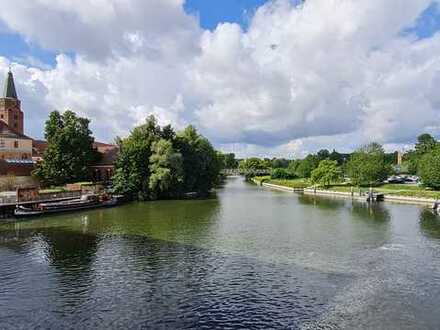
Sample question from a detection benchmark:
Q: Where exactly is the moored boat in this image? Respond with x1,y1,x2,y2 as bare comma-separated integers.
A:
14,194,122,218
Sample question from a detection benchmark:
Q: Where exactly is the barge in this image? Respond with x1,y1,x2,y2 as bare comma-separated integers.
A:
14,194,123,218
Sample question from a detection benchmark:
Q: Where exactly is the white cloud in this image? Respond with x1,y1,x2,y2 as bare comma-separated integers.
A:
0,0,440,157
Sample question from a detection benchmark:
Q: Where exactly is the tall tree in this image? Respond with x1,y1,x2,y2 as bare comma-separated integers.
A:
175,125,222,196
149,139,184,199
317,149,330,161
415,133,438,155
112,115,162,199
418,147,440,190
346,143,390,186
311,160,342,188
296,154,319,178
33,110,98,186
224,153,238,169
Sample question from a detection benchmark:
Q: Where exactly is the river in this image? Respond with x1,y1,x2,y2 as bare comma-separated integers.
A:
1,177,440,329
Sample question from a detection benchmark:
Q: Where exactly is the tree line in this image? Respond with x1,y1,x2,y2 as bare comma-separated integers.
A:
238,134,440,190
32,110,440,193
34,111,224,200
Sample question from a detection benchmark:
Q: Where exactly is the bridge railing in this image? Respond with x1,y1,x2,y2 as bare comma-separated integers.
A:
221,169,272,176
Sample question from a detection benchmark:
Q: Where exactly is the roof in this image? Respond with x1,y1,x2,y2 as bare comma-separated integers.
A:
3,70,17,99
0,121,32,140
5,159,35,165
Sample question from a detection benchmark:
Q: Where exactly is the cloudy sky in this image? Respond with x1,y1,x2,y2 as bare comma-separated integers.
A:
0,0,440,158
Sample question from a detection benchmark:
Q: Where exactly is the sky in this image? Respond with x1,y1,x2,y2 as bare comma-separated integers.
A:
0,0,440,158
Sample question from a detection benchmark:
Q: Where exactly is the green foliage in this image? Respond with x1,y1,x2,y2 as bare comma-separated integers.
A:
317,149,330,161
149,139,184,199
418,148,440,190
112,115,162,200
271,158,290,169
403,150,418,175
271,168,295,180
175,125,222,196
239,158,270,171
33,110,98,186
404,134,439,175
415,133,438,154
113,118,221,200
218,153,238,169
311,160,342,188
329,149,346,166
296,155,319,178
346,143,390,186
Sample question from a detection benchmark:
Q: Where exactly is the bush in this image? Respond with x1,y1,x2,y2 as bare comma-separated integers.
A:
271,168,295,180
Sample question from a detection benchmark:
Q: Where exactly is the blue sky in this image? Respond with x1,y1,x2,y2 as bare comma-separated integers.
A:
0,0,439,68
184,0,268,30
1,0,440,156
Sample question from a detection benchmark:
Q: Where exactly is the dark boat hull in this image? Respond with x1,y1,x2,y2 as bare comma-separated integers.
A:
14,198,119,218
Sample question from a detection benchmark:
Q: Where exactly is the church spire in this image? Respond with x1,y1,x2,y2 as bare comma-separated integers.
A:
3,69,18,99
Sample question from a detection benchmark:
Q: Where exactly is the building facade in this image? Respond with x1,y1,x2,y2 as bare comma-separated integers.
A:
0,70,34,177
0,69,118,181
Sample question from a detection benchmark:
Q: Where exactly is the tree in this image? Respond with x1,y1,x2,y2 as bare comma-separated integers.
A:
317,149,330,161
175,125,222,196
403,150,418,175
271,168,295,179
112,115,162,199
418,148,440,190
224,153,238,169
296,155,319,178
113,118,221,199
239,158,269,171
287,160,300,177
346,143,390,186
33,110,98,186
415,133,438,155
311,160,342,188
149,139,184,199
329,149,345,166
271,158,290,169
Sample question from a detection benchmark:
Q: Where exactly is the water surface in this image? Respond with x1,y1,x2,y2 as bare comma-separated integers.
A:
1,177,440,329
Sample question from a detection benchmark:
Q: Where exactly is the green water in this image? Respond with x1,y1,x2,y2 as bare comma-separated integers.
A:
1,177,440,329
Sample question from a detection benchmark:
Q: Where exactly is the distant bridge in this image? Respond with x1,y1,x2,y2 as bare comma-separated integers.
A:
221,168,271,176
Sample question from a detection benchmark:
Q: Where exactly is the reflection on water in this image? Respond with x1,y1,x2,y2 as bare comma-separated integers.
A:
0,177,440,329
419,209,440,239
350,201,391,223
298,194,346,210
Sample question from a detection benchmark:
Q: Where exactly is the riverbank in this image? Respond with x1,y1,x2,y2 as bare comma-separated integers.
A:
252,177,438,206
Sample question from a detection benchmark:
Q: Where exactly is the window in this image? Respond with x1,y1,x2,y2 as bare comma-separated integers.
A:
14,141,18,148
14,123,17,128
14,114,18,120
0,114,3,119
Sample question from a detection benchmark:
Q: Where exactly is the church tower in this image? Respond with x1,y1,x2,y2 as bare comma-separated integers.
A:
0,70,24,134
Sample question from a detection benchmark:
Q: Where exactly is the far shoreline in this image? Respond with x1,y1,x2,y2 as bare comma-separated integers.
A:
251,178,437,207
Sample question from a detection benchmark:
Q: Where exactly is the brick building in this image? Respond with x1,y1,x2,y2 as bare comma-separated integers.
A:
0,70,118,180
0,70,34,176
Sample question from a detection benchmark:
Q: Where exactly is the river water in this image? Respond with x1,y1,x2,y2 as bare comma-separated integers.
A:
1,177,440,329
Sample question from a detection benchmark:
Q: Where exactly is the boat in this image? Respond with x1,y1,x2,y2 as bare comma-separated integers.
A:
14,194,122,218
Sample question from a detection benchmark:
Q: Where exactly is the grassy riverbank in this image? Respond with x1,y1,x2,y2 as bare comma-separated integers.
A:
328,184,440,200
254,176,440,200
254,176,311,189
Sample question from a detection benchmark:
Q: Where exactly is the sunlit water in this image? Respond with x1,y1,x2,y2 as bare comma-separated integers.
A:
1,177,440,329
